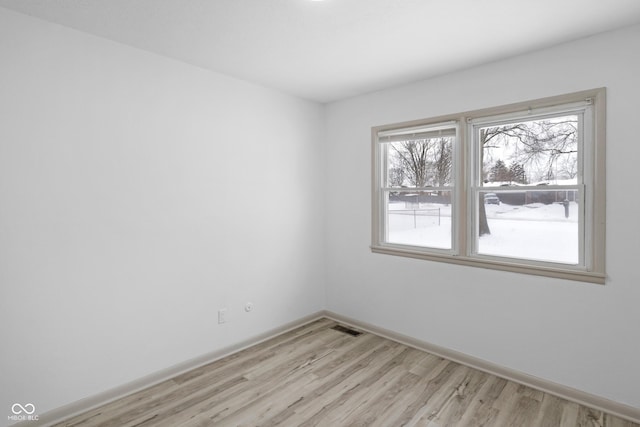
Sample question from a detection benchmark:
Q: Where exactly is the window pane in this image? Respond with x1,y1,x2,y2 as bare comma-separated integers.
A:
386,191,452,249
477,190,579,264
385,136,454,188
479,115,579,186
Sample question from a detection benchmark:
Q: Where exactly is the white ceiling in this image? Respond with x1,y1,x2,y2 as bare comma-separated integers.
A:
2,0,640,103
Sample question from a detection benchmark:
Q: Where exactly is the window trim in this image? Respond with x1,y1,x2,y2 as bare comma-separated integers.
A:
371,88,606,284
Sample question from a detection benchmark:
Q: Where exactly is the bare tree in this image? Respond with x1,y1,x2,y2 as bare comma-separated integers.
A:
434,138,452,187
388,167,405,188
392,140,431,188
391,137,452,188
482,119,578,182
478,117,578,235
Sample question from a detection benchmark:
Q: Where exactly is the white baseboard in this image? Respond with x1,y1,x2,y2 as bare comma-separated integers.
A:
26,310,640,426
27,312,325,427
323,310,640,425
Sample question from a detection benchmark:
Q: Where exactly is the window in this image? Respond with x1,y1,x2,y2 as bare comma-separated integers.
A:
372,89,606,284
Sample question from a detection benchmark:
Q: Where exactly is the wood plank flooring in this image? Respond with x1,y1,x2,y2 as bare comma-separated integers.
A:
54,318,639,426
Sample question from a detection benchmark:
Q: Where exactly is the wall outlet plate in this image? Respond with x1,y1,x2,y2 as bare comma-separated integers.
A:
218,308,227,324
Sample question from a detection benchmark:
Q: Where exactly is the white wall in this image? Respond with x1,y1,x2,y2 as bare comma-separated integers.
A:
325,24,640,408
0,7,325,419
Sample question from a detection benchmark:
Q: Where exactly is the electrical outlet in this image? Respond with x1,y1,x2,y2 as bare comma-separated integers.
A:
218,308,227,324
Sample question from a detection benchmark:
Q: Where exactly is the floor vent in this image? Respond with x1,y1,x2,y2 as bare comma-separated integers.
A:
331,325,362,336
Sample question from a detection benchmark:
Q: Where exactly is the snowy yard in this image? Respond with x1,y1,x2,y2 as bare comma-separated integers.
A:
387,201,579,264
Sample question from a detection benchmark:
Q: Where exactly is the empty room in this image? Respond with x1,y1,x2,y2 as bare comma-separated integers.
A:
1,1,639,426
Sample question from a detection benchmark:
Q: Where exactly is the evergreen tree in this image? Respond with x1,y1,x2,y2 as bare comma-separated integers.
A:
490,160,510,182
509,162,527,184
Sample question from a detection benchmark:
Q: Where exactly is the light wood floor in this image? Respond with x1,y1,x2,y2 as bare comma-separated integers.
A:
55,318,638,427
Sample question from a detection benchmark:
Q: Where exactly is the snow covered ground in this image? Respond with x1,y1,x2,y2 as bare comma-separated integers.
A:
387,201,579,264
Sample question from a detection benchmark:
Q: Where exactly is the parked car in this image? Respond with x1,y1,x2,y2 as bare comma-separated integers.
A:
484,192,500,205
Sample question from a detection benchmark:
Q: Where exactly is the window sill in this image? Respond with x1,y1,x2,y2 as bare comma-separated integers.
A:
370,245,605,285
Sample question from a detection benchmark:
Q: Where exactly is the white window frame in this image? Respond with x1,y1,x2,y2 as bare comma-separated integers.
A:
376,121,459,254
371,88,606,284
